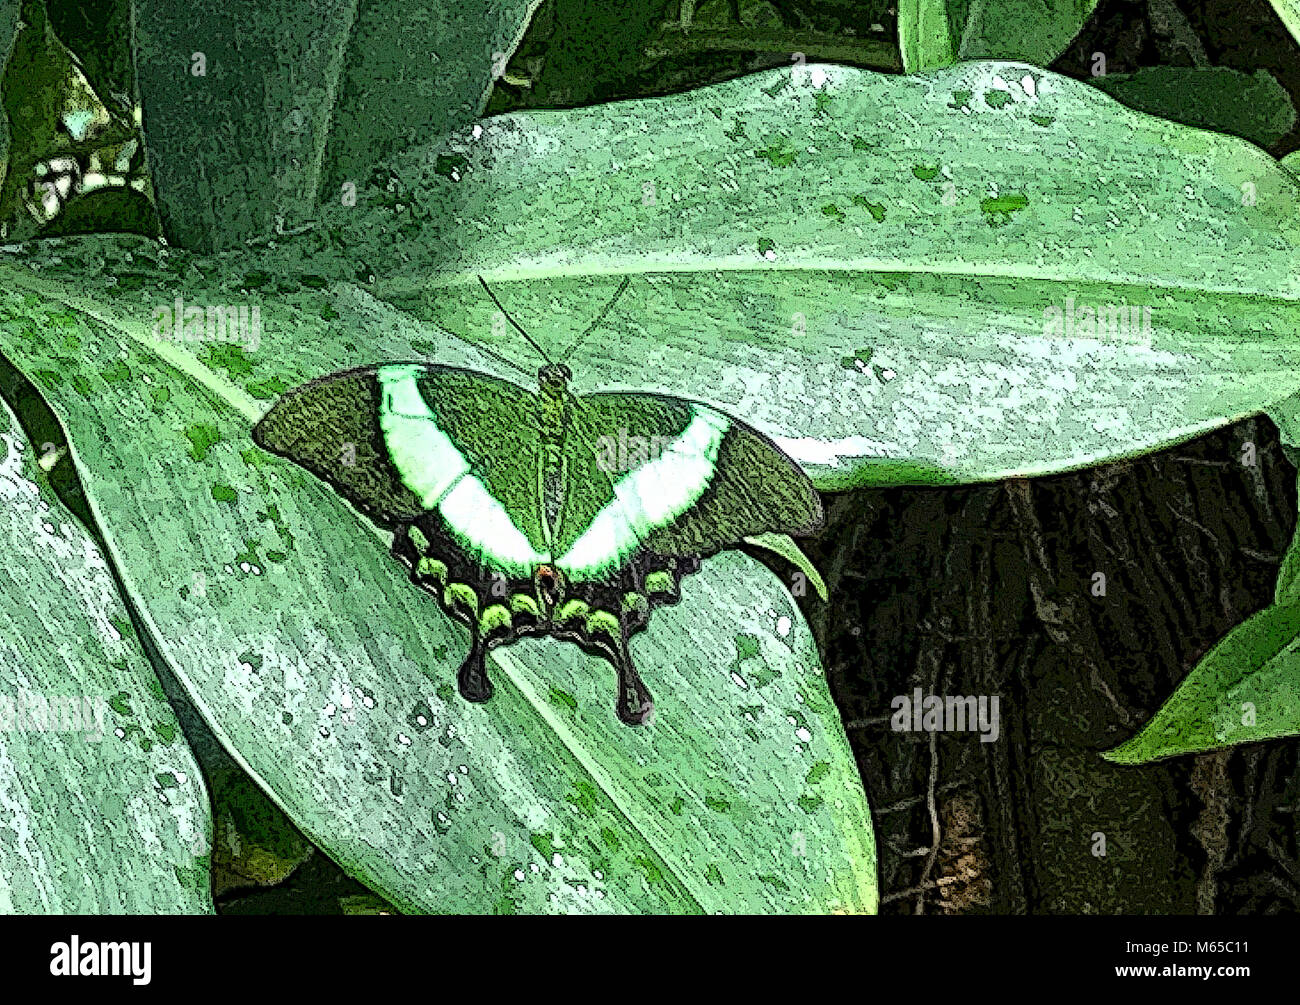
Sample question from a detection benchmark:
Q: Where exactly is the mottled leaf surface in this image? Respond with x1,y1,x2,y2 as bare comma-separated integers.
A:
0,396,211,913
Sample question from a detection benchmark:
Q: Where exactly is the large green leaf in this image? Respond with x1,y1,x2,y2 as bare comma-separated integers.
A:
899,0,1097,71
897,0,955,73
1089,67,1297,151
132,0,539,251
0,0,16,179
1103,602,1300,764
0,393,212,912
0,260,876,914
248,60,1300,491
318,0,543,200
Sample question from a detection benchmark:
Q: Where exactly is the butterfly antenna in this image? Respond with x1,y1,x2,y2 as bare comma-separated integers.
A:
477,275,553,365
559,274,631,363
456,339,534,382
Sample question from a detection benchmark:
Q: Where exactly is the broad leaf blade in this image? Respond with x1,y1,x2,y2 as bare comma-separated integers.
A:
1089,67,1297,150
1103,602,1300,764
954,0,1098,66
0,0,17,173
1267,0,1300,48
897,0,955,73
320,0,543,201
132,0,356,251
132,0,540,251
0,397,212,913
900,0,1098,71
290,61,1300,489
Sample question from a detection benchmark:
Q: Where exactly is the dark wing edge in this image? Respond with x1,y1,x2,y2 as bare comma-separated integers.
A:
250,363,426,528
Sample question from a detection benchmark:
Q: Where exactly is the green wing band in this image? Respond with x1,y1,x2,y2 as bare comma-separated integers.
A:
377,364,547,575
557,405,728,576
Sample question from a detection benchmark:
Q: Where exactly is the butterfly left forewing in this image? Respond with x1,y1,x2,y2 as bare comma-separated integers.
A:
253,363,548,570
251,364,429,527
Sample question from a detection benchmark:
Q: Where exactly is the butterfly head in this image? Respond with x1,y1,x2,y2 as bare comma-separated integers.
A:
534,563,566,611
537,363,572,394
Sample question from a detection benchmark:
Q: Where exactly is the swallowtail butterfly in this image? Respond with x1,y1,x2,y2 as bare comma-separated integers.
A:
252,278,822,724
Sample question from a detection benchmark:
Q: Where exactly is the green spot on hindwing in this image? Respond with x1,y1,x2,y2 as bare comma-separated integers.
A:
480,604,511,635
417,556,448,583
556,599,589,624
444,582,478,618
510,593,541,618
645,571,674,595
586,610,620,641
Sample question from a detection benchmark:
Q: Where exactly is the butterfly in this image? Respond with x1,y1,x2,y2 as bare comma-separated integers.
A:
251,277,823,725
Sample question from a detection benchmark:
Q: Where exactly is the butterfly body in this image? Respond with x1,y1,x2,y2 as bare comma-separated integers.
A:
253,359,821,724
